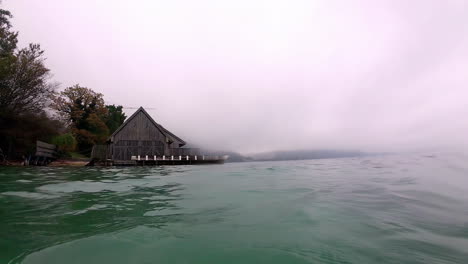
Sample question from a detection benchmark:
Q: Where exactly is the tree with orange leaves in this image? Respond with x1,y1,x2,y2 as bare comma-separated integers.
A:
53,84,109,153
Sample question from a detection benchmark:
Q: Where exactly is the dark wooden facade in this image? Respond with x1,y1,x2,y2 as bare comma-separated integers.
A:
101,107,198,161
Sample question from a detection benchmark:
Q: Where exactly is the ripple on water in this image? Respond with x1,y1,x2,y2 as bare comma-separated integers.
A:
35,177,181,193
1,191,59,199
16,179,33,183
37,181,134,193
66,204,108,215
2,154,468,264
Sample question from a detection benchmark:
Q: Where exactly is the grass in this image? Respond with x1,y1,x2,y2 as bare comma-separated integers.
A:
69,152,88,159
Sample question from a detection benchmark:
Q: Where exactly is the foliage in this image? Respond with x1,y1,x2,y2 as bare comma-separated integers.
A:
105,104,126,134
53,84,107,126
0,7,126,159
0,111,63,158
0,9,17,56
53,84,110,152
69,151,87,159
0,34,55,116
51,133,77,152
0,8,17,86
0,7,62,159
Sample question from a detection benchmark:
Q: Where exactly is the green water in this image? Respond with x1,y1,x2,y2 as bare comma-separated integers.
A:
1,154,468,264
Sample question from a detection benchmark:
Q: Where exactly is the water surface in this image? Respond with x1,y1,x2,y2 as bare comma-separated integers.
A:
1,153,468,263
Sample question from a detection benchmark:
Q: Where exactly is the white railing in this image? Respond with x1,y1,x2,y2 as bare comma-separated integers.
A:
130,155,227,161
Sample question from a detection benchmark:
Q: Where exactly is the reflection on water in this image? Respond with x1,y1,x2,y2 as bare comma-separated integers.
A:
1,153,468,264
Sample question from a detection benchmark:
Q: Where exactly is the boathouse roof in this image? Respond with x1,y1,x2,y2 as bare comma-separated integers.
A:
109,107,186,146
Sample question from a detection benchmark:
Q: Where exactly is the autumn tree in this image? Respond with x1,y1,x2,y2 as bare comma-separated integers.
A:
53,85,109,152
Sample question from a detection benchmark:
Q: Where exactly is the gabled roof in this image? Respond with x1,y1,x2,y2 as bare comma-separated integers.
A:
109,107,186,146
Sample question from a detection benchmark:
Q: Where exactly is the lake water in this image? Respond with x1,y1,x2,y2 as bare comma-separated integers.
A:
1,153,468,264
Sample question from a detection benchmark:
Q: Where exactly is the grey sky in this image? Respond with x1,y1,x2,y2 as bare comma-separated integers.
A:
4,0,468,153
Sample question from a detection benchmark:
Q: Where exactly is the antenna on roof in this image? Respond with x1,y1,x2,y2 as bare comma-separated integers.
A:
121,106,156,110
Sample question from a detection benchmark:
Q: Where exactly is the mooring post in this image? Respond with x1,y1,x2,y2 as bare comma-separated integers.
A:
195,155,197,160
171,155,174,160
146,155,148,161
179,155,182,160
163,155,166,160
186,155,189,160
154,155,156,160
138,155,140,161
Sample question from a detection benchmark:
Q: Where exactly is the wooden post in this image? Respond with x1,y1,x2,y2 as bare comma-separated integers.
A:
186,155,189,160
163,155,166,160
179,155,182,160
138,155,140,161
146,155,148,161
171,155,174,160
195,155,197,160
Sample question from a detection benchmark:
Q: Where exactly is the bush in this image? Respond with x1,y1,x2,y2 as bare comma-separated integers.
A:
51,133,77,153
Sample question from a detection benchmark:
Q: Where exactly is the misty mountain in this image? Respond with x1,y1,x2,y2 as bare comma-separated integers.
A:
200,149,253,163
250,149,366,161
202,149,367,163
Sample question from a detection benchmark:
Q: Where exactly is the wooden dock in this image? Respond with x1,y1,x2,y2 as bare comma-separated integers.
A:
92,155,228,166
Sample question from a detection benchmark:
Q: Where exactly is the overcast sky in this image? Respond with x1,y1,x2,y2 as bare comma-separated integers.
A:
4,0,468,153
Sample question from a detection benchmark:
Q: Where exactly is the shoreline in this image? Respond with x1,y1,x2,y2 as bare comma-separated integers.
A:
1,158,91,167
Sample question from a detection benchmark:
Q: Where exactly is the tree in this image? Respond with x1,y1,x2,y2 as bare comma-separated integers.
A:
0,44,55,117
53,85,109,152
0,111,63,158
0,8,55,117
0,8,18,117
51,133,77,153
0,8,62,159
105,104,126,134
0,8,17,56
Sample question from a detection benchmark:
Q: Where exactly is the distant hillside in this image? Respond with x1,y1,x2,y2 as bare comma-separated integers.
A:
251,149,366,161
200,149,253,163
201,149,366,163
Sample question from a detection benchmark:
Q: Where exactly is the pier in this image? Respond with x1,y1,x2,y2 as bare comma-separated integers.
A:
94,155,227,166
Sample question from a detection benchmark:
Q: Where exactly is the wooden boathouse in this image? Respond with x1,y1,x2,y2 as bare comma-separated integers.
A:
91,107,226,165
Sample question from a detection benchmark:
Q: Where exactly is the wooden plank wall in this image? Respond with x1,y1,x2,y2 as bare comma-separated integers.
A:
91,145,109,160
36,140,57,158
170,148,200,156
112,111,170,160
110,110,190,160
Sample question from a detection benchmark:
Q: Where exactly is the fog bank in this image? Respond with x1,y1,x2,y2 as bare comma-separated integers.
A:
5,0,468,153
